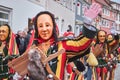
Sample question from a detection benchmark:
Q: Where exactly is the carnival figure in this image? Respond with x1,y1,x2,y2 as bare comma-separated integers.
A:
92,30,119,80
0,24,19,79
63,31,85,80
107,34,119,80
8,2,101,80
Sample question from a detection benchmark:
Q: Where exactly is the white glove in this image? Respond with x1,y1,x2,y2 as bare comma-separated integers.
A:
13,72,22,80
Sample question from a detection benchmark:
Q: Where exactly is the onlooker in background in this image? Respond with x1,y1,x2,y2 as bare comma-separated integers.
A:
16,30,26,55
24,26,35,50
16,30,22,49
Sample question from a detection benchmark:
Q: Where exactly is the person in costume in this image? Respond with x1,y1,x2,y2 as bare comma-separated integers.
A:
93,30,119,80
107,34,119,80
0,24,19,79
32,2,101,80
8,2,101,80
63,31,85,80
84,39,96,80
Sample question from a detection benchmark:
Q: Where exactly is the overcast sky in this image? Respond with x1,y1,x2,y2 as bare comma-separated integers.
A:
111,0,120,4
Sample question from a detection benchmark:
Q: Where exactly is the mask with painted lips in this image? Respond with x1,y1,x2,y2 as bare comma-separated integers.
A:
0,25,9,41
37,14,53,41
98,31,106,43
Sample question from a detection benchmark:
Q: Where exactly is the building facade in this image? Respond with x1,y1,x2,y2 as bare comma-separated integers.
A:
0,0,120,35
0,0,45,33
110,0,120,34
45,0,76,36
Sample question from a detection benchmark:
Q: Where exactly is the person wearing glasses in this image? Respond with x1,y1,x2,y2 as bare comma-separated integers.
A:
107,33,119,80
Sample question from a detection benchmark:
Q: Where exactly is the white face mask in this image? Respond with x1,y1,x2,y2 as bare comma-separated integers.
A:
37,14,53,40
98,31,106,43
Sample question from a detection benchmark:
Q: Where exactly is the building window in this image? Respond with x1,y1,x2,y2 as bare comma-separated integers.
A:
119,25,120,30
66,0,72,10
112,12,115,19
56,0,75,11
55,17,59,25
119,14,120,21
61,19,64,33
101,19,109,28
116,24,120,31
76,2,81,16
82,4,88,16
116,13,120,21
0,5,12,26
103,8,110,16
28,0,42,5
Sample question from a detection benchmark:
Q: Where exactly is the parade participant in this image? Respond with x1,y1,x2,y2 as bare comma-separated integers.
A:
66,60,85,80
94,30,109,80
0,24,19,79
93,30,119,80
32,2,101,80
107,34,119,80
8,2,101,80
84,39,97,80
63,31,85,80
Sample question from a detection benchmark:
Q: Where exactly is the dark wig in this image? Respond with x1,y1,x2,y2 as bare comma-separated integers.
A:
34,11,58,45
95,30,110,54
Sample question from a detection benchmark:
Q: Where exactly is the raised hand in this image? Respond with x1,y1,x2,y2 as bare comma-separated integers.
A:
84,3,102,24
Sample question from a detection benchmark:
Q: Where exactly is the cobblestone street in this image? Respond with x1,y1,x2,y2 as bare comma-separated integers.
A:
114,63,120,80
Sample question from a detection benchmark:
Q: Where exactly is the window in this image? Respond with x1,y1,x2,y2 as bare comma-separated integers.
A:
0,12,8,25
66,0,72,10
116,13,120,21
101,19,109,28
61,19,64,33
116,14,118,21
116,24,120,31
56,0,75,11
55,17,59,24
82,4,87,15
62,0,66,7
103,8,105,14
0,5,12,26
119,14,120,21
119,25,120,30
76,2,81,16
112,12,115,19
28,0,41,5
103,8,110,16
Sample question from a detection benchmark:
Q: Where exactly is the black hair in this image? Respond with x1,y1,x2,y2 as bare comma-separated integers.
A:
95,30,110,54
34,11,58,45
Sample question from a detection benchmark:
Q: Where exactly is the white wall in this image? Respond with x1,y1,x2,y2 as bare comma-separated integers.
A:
46,0,75,36
0,0,45,33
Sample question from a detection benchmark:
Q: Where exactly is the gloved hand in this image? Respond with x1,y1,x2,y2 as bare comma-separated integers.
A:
83,3,101,25
13,72,22,80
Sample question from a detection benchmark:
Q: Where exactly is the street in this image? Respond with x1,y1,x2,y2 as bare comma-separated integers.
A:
114,63,120,80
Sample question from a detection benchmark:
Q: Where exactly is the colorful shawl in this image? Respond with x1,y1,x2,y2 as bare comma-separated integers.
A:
8,32,19,55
